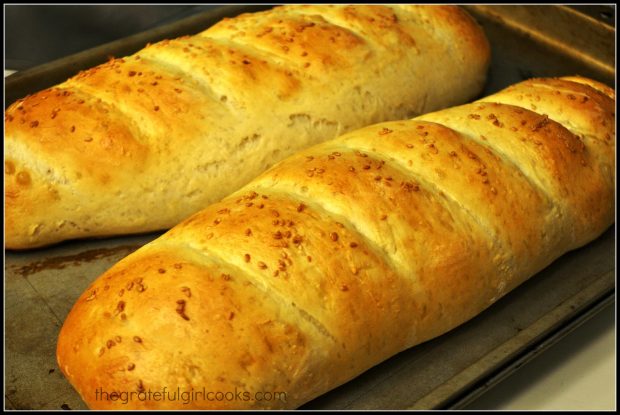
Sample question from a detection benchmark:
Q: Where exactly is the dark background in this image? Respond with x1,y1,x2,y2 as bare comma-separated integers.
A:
5,5,221,70
5,5,615,71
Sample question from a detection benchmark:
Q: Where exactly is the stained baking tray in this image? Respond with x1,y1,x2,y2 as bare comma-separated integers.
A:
4,5,616,410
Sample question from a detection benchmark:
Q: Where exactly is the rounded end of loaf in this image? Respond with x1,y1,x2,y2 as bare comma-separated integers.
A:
478,76,615,245
4,82,197,249
4,85,151,249
399,5,491,111
55,245,334,410
426,5,491,72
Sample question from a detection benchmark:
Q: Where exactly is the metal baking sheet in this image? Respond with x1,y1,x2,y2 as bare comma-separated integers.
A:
4,5,615,410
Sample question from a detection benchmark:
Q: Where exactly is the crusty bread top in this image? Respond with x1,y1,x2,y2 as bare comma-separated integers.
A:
5,5,490,249
56,76,614,409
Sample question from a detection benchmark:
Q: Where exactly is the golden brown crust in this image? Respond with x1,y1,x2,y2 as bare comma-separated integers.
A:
5,5,490,249
57,248,323,409
57,77,615,409
559,75,615,100
472,76,615,245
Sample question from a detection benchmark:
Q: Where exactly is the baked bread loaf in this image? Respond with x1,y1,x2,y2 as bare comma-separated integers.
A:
56,76,615,409
4,4,490,249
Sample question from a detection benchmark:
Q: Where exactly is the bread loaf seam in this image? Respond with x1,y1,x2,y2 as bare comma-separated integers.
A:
55,85,152,145
151,240,338,342
245,148,505,277
329,140,513,238
229,182,405,274
136,55,225,104
136,43,239,103
197,31,314,72
420,107,559,203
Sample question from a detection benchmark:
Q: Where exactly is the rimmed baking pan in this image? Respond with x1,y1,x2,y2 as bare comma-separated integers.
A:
4,5,615,410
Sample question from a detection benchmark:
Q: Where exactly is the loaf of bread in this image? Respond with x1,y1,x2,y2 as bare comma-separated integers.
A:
56,76,615,409
4,5,490,249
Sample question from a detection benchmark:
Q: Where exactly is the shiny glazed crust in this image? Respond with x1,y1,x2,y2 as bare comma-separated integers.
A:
56,76,615,409
5,5,490,249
